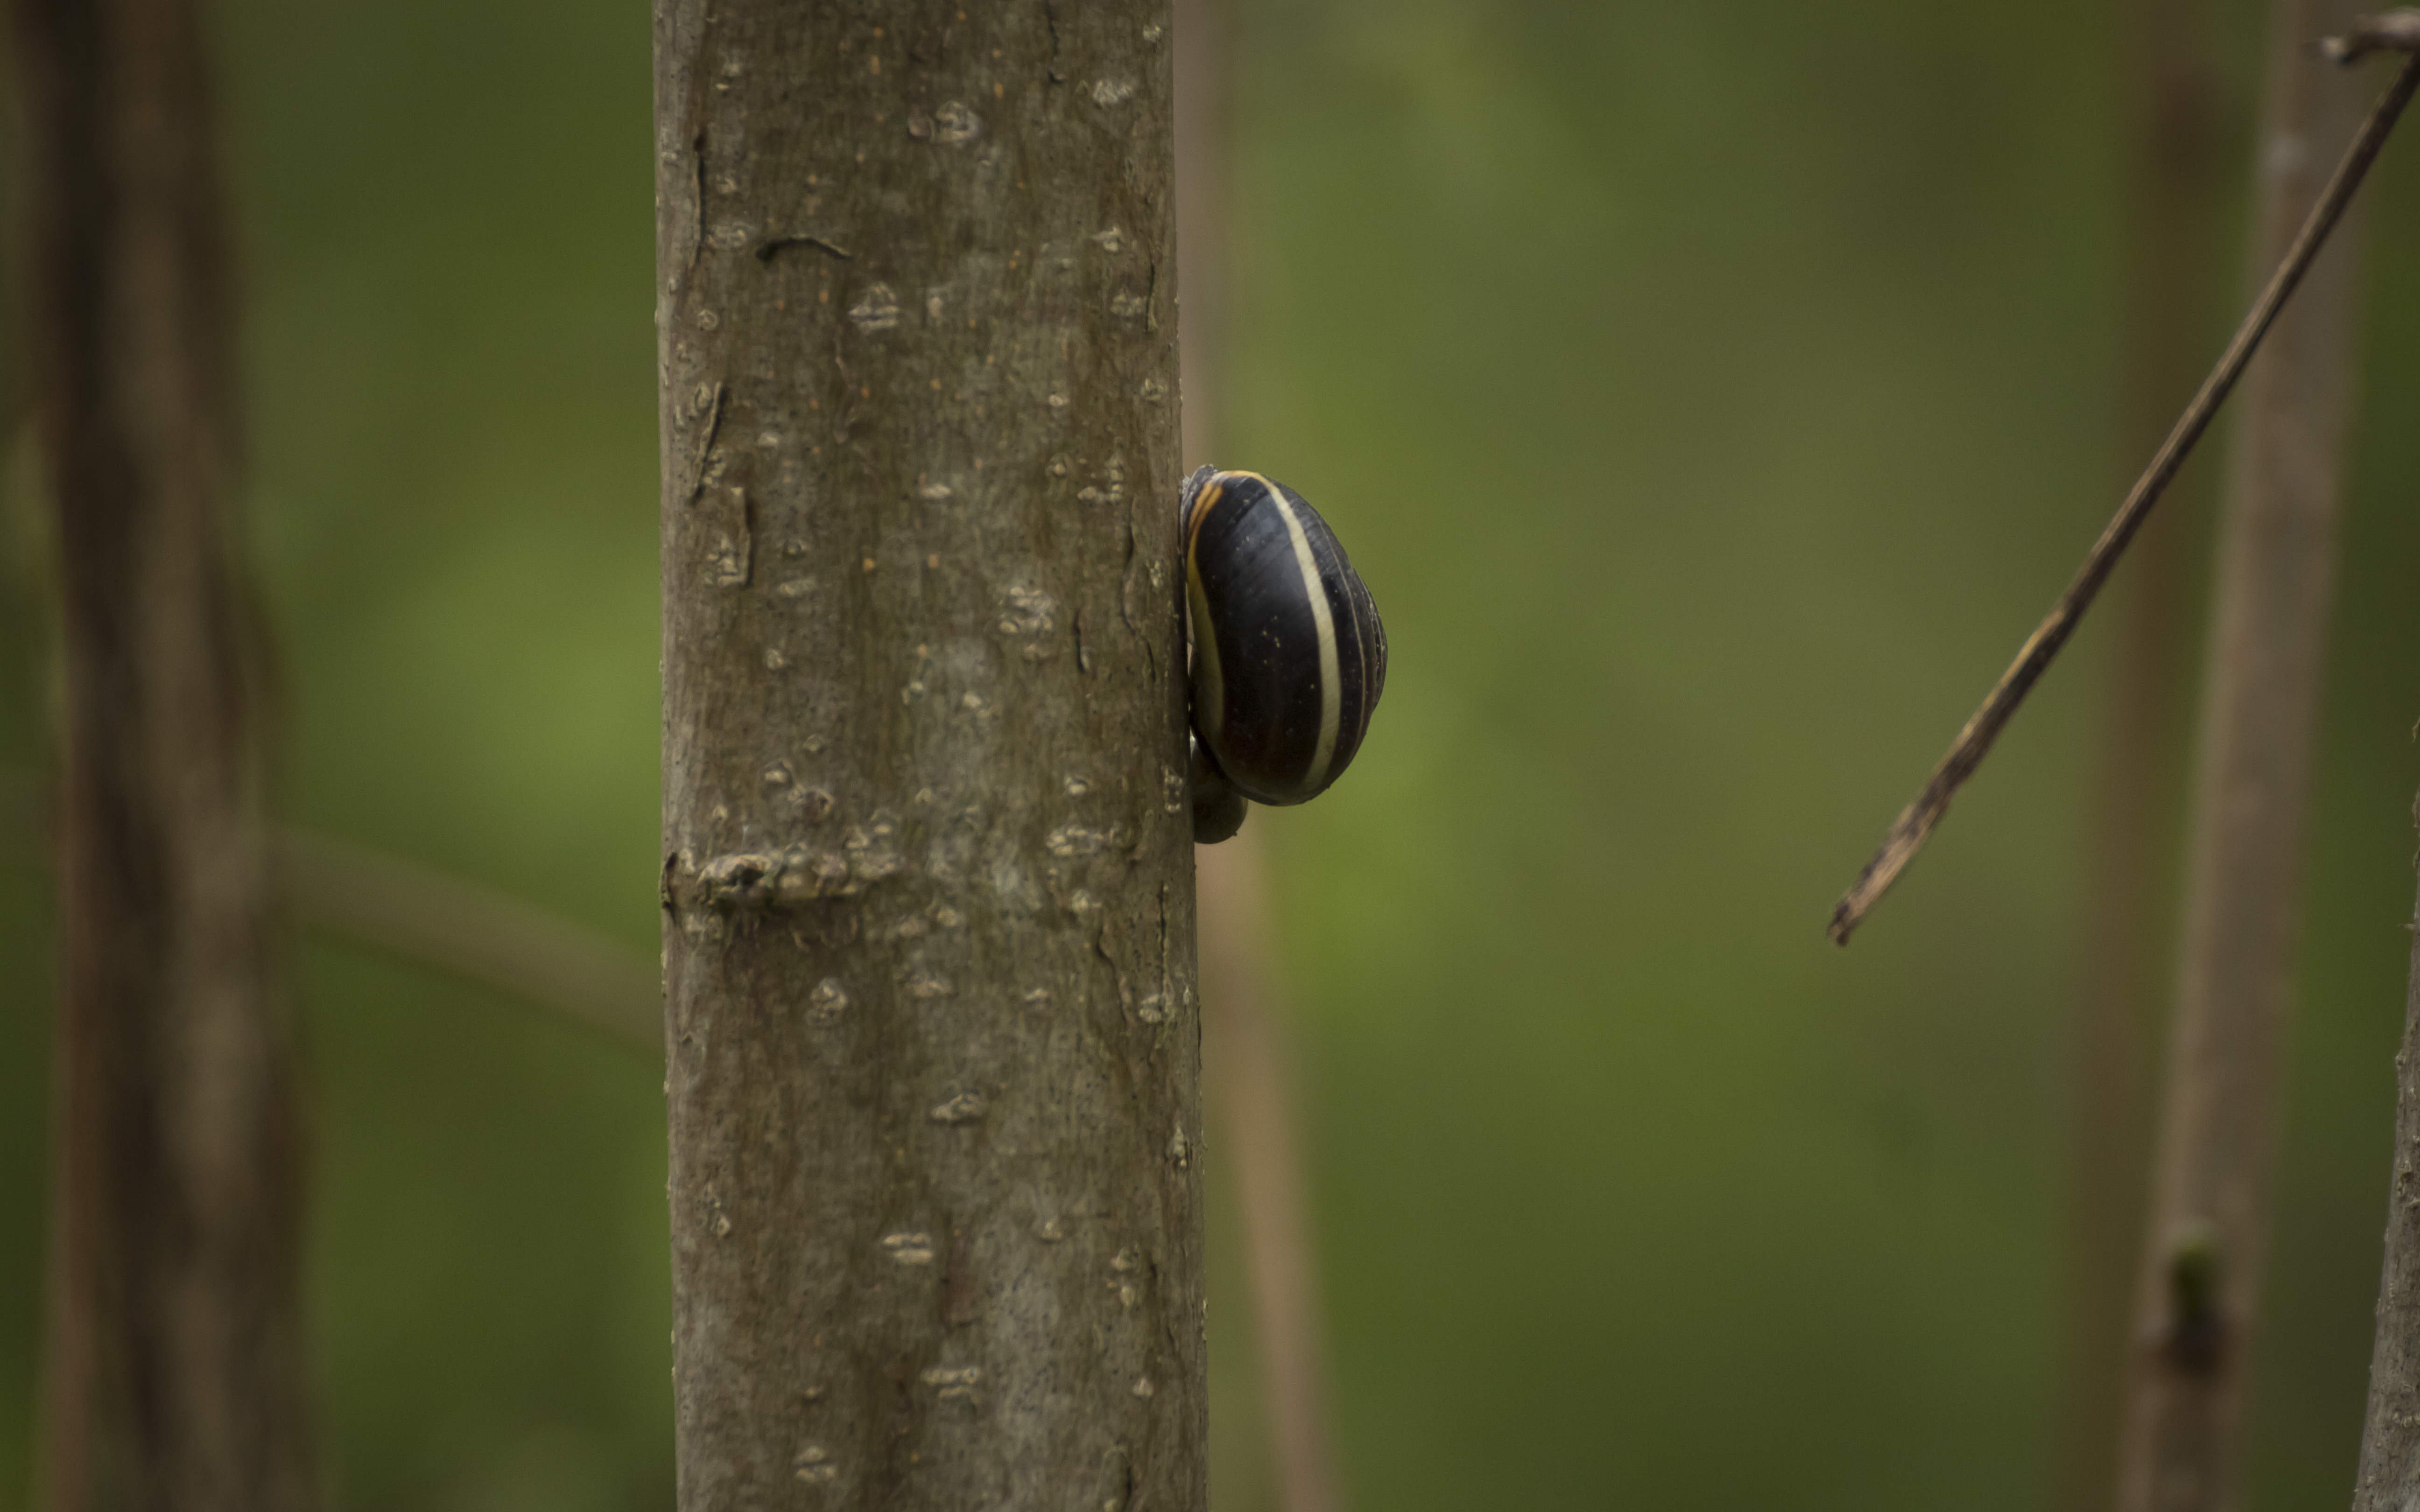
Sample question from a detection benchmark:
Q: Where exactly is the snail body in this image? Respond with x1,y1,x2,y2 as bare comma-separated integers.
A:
1181,466,1386,841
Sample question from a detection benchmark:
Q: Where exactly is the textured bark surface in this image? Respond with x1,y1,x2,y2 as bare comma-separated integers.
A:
2351,806,2420,1510
652,2,1202,1507
11,0,317,1507
2114,5,2370,1509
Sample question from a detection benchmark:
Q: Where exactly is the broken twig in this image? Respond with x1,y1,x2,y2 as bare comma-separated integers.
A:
1829,31,2420,945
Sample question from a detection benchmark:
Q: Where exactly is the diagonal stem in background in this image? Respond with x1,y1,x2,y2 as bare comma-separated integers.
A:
274,830,660,1056
1,773,662,1059
1828,29,2420,947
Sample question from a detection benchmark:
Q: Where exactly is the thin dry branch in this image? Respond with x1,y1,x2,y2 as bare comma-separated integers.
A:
1828,35,2420,946
2326,6,2420,58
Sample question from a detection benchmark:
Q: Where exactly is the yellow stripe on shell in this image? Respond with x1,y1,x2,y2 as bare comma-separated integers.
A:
1185,559,1224,742
1185,472,1226,543
1183,473,1228,751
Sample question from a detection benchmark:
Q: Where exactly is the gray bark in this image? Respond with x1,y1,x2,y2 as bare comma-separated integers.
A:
652,2,1203,1508
2352,801,2420,1509
2114,3,2371,1508
10,0,317,1505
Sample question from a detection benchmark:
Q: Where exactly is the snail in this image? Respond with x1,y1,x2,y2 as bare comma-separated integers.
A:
1180,465,1387,844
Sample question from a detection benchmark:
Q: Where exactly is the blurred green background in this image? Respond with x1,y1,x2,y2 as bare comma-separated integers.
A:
7,0,2420,1506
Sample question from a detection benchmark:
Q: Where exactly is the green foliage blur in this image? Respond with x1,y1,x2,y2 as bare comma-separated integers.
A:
5,0,2420,1506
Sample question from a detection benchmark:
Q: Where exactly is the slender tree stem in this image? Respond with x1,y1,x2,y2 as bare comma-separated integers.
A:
1199,833,1349,1512
1176,0,1351,1503
2317,22,2420,1511
654,4,1203,1506
9,0,318,1500
2116,3,2384,1505
1828,36,2420,947
2057,0,2221,1500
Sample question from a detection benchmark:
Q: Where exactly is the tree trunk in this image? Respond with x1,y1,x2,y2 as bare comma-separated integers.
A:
2350,796,2420,1509
10,0,317,1506
2114,3,2371,1507
652,3,1203,1507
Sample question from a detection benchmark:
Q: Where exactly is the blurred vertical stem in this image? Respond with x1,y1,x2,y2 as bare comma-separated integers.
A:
2059,0,2222,1503
2115,2,2372,1507
1177,0,1350,1507
653,3,1203,1507
1197,835,1349,1512
8,0,318,1505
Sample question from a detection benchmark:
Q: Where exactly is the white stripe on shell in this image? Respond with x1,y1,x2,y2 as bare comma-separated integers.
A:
1252,475,1342,792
